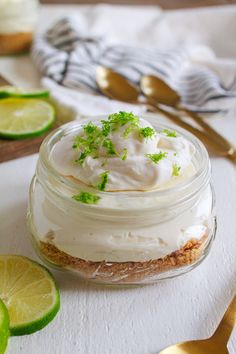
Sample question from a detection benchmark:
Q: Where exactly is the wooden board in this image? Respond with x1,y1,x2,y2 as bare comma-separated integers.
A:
0,125,57,163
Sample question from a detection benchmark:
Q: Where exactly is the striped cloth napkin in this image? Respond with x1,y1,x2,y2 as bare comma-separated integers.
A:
32,16,236,115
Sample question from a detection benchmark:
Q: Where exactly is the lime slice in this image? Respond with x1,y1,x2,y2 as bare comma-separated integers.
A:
0,86,50,99
0,255,60,336
0,299,9,354
0,98,55,139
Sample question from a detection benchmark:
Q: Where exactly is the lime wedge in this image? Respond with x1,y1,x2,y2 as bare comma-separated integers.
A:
0,98,55,139
0,86,50,99
0,299,9,354
0,255,60,336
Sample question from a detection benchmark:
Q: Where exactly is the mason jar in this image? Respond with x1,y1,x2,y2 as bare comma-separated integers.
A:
27,116,216,285
0,0,39,55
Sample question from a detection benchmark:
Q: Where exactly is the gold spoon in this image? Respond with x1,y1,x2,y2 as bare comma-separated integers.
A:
140,75,236,158
158,295,236,354
96,66,236,161
96,66,138,102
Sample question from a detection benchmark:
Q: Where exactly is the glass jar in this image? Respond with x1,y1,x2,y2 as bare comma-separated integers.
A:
0,0,39,55
27,116,216,285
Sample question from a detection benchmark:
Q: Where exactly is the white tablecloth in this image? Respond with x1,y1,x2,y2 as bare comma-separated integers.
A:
0,5,236,354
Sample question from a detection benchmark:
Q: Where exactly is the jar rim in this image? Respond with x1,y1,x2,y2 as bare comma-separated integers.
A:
38,114,211,211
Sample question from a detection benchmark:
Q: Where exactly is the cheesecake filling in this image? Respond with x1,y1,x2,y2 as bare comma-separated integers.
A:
33,112,213,262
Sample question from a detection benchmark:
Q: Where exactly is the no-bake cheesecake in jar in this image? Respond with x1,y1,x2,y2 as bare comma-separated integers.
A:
0,0,38,55
27,112,216,284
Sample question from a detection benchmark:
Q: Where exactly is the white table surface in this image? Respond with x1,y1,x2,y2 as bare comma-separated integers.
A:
0,5,236,354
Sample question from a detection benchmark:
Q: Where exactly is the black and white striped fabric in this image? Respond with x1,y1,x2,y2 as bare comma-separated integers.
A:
32,17,236,112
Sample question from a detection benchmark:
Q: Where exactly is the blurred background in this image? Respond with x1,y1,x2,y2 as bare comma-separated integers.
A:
40,0,236,9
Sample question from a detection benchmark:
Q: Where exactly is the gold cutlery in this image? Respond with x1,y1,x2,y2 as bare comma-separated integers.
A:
140,75,236,159
96,66,236,163
158,295,236,354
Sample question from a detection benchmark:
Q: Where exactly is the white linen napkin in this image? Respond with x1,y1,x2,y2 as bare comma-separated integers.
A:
43,77,145,123
31,6,236,120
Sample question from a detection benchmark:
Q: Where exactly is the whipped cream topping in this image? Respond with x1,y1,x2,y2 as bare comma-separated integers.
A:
0,0,38,34
51,113,196,192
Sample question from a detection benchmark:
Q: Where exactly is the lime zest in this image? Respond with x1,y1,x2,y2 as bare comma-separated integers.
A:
160,129,177,137
108,111,139,126
101,120,111,137
139,126,156,139
75,147,92,165
73,112,140,164
121,148,128,161
97,171,109,191
146,151,168,164
83,121,97,135
102,139,117,156
73,191,100,204
172,163,181,176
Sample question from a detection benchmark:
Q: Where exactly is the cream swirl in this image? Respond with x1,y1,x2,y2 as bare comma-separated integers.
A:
51,113,196,191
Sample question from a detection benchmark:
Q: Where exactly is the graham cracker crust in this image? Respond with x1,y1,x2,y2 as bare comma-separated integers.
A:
0,32,33,55
39,235,208,283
